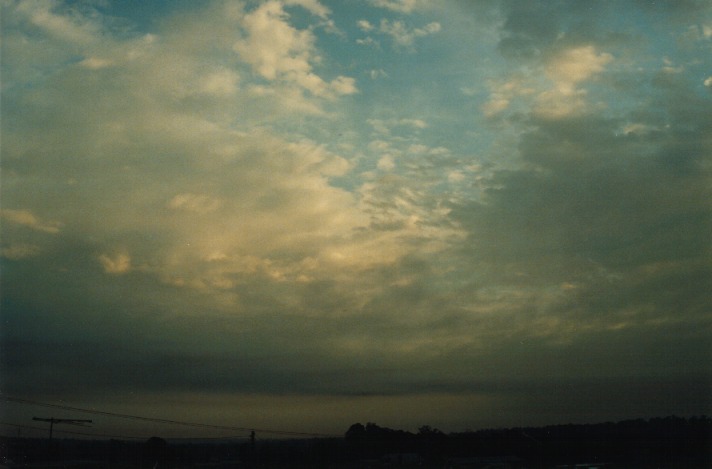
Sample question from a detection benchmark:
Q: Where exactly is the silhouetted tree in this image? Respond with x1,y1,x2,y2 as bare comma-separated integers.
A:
418,425,444,436
142,436,172,468
345,422,366,439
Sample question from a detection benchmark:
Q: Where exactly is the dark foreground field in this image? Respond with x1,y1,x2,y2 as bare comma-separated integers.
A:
2,416,710,468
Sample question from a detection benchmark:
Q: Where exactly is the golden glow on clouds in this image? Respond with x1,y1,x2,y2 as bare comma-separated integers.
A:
233,1,357,100
1,243,41,260
1,209,62,234
1,0,710,433
98,252,132,275
482,45,614,119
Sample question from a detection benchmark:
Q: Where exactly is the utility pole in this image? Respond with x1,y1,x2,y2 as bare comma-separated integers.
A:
249,430,256,469
32,417,92,441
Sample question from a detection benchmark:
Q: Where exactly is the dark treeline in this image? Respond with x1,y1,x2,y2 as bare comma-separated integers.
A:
342,416,712,468
1,415,710,468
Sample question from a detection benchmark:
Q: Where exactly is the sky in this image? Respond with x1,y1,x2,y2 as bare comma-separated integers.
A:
1,0,711,439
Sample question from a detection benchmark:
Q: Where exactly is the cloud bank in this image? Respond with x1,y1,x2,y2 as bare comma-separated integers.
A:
1,0,710,435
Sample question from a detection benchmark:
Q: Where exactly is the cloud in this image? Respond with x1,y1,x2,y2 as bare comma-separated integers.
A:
232,2,318,81
233,1,356,99
1,209,61,234
199,69,240,97
357,19,374,32
545,46,613,91
0,1,371,296
98,253,132,275
1,243,41,260
368,117,428,135
378,19,441,47
14,0,100,45
1,0,710,433
533,45,613,117
481,76,535,117
168,193,222,213
496,0,564,59
369,0,426,14
449,97,712,344
356,36,380,48
479,44,612,119
329,75,358,96
400,118,428,129
377,155,396,171
79,56,114,70
283,0,330,19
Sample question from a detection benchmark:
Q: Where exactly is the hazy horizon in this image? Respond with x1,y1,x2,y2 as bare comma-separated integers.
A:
1,0,711,439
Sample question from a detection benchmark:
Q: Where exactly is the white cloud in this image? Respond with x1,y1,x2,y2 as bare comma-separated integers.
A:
704,76,712,87
199,69,240,97
460,87,477,97
1,243,41,260
233,1,356,99
0,1,378,294
481,77,535,117
681,23,712,42
168,194,222,213
545,46,613,93
377,155,396,171
621,123,654,135
447,170,465,183
0,209,61,234
368,118,428,134
379,19,441,47
535,45,613,118
400,118,428,129
79,57,113,69
368,119,392,135
369,139,394,152
247,83,325,115
534,88,590,118
369,0,424,14
15,0,100,45
356,36,380,48
357,20,374,32
98,253,132,275
661,57,684,75
482,96,510,116
329,75,358,96
233,2,316,81
283,0,330,19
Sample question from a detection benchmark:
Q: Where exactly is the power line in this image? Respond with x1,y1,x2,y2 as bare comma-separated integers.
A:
33,417,93,441
0,422,249,441
2,396,340,438
0,422,146,440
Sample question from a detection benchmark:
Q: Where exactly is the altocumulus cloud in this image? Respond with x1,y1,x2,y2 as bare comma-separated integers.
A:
1,0,711,435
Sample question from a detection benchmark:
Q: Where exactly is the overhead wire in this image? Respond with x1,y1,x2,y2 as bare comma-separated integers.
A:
2,396,340,438
0,422,147,440
0,421,249,441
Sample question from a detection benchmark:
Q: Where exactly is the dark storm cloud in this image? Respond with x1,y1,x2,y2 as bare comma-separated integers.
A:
446,45,712,404
498,0,712,61
496,0,627,60
497,0,564,58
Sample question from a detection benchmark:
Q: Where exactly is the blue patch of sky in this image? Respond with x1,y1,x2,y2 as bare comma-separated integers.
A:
594,7,710,123
91,0,199,34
